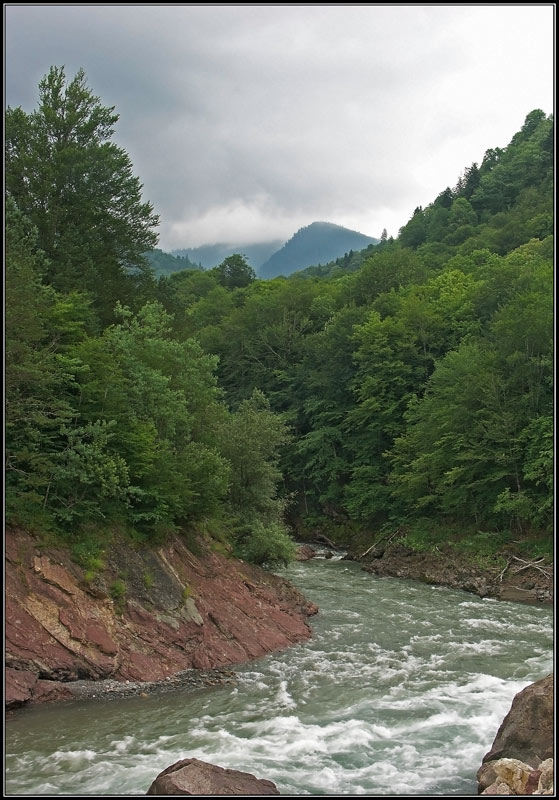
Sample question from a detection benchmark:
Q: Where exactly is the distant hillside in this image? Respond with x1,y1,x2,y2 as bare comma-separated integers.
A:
146,248,203,277
172,241,283,271
258,222,379,279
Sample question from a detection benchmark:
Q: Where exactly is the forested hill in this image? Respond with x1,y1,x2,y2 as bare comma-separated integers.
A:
146,248,203,276
5,66,553,572
258,222,379,279
173,241,283,272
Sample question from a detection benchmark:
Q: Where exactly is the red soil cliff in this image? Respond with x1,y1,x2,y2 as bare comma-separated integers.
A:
5,528,318,708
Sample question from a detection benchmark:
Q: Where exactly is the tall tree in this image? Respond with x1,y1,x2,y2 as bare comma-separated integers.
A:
213,253,256,289
6,66,159,325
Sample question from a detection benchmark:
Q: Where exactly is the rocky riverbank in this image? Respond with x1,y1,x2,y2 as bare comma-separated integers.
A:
352,542,552,605
5,527,318,709
6,666,238,709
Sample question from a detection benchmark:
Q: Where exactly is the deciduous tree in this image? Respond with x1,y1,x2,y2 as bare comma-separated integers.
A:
6,66,159,325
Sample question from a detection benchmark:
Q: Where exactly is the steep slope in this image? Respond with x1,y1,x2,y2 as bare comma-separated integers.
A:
259,222,378,279
5,528,318,708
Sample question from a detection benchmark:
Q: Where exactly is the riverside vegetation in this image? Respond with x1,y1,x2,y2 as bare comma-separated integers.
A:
6,67,553,578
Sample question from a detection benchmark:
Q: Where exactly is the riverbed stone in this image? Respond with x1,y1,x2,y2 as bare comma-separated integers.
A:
5,668,38,709
146,758,280,795
537,759,554,794
493,759,537,794
481,780,514,794
479,759,554,795
295,545,316,561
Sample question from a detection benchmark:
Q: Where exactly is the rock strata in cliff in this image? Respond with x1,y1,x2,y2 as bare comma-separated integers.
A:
146,758,280,795
359,543,553,604
5,528,318,709
477,674,554,794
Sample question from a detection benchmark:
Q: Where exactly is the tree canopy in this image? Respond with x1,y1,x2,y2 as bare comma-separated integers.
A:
5,76,554,571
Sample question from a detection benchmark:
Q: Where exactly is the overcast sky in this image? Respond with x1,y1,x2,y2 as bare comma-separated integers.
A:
5,5,554,251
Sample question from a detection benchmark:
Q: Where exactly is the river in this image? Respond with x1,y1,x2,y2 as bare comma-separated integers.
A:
5,553,553,796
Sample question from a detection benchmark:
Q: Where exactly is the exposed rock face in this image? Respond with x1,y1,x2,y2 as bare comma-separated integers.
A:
360,543,553,604
146,758,280,795
5,528,318,709
478,674,554,793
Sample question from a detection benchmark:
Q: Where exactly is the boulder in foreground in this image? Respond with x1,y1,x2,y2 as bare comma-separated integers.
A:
146,758,280,795
477,674,554,793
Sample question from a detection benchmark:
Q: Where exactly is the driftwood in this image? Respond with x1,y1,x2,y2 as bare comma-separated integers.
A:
315,532,337,549
497,559,511,583
490,556,552,582
359,542,377,559
359,528,402,560
511,556,552,577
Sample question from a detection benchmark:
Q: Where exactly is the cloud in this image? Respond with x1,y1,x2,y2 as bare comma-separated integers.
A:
6,5,554,249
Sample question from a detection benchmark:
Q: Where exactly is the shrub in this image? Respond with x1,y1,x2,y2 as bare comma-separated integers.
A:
110,579,127,601
235,520,296,568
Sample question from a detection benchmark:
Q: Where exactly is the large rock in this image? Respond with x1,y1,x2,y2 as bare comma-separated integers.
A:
295,545,316,561
5,668,38,709
146,758,280,795
478,674,554,792
5,527,318,707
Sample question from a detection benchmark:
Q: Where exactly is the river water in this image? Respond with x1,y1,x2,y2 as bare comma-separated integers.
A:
5,554,553,796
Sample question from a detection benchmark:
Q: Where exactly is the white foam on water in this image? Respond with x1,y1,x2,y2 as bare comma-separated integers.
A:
466,616,536,632
444,639,506,655
50,748,98,765
111,734,138,753
275,680,296,708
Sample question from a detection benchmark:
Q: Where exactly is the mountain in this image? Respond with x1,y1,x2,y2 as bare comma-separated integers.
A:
258,222,379,279
172,241,284,271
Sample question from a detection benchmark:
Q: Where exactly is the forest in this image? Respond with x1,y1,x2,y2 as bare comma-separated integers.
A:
5,67,554,574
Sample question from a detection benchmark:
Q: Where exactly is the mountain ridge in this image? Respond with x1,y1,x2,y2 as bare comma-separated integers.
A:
172,240,284,271
258,221,379,279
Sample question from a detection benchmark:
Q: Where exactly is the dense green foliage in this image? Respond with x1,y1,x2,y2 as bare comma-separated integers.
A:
146,248,203,276
5,69,292,568
5,67,553,568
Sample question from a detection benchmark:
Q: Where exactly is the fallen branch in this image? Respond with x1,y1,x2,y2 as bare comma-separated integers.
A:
359,543,376,560
359,527,402,560
498,559,511,583
511,556,552,577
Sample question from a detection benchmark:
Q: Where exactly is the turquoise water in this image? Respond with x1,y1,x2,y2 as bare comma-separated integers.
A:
5,555,553,795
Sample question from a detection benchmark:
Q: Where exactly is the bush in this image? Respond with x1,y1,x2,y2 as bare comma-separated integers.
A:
110,579,127,600
235,520,296,568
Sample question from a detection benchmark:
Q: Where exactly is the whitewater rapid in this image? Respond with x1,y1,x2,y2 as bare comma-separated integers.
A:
5,555,553,795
